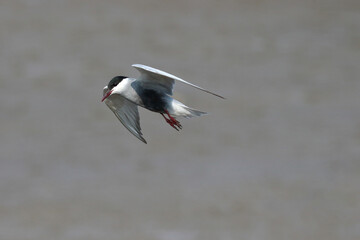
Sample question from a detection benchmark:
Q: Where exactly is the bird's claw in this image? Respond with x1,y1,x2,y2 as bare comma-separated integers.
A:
161,111,182,131
165,118,182,131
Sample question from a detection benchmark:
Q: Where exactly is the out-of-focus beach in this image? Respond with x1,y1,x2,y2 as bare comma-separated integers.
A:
0,0,359,239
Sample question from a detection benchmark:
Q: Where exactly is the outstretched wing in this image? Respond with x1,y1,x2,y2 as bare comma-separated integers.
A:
132,64,225,99
105,93,147,144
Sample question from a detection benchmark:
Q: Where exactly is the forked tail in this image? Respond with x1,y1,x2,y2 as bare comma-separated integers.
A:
161,99,207,130
169,99,207,119
181,106,207,118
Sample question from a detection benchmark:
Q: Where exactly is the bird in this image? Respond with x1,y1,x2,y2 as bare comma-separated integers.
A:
102,64,224,143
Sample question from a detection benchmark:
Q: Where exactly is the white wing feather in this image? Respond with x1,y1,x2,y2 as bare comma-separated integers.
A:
132,64,225,99
105,94,147,144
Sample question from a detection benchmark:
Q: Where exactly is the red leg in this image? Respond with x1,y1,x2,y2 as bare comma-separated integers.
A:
165,110,182,130
161,113,179,131
160,111,182,131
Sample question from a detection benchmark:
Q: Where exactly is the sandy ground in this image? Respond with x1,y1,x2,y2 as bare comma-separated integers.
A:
0,0,360,239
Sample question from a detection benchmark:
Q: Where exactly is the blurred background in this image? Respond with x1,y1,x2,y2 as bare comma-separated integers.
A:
0,0,359,239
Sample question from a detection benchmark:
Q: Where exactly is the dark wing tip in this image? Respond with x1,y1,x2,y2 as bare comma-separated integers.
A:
203,89,226,99
215,93,226,99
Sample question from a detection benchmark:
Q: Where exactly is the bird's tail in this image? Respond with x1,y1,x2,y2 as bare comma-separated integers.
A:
182,106,207,118
170,99,207,118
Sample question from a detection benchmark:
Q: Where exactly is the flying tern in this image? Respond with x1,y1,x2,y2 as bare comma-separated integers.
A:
102,64,224,143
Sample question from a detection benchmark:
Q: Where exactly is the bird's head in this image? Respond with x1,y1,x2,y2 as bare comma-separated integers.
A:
101,76,127,102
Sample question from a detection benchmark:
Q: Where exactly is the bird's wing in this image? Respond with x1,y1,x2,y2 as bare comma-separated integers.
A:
105,94,147,144
132,64,225,98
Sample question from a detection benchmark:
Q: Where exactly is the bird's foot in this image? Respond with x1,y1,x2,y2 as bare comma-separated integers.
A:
161,111,182,131
167,118,182,131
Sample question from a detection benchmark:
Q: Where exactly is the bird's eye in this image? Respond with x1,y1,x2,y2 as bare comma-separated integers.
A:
108,83,115,90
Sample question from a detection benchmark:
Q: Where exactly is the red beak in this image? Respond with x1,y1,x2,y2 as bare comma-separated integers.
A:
101,90,112,102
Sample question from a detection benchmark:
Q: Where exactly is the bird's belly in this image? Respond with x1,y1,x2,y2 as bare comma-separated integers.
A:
121,80,169,112
138,89,168,112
